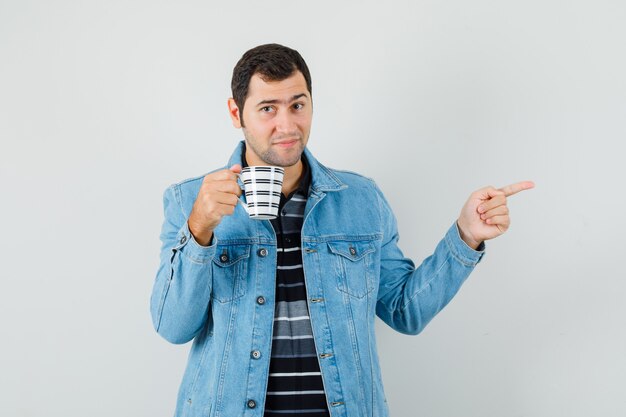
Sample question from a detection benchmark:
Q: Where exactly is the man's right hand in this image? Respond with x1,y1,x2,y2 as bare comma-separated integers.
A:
187,164,243,246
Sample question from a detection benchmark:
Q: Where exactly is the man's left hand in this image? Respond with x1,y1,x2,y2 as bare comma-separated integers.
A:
456,181,535,250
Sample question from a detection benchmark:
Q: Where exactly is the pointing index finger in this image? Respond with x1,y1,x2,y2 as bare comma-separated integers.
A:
498,181,535,197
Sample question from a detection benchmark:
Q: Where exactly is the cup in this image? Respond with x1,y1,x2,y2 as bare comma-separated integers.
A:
239,166,284,219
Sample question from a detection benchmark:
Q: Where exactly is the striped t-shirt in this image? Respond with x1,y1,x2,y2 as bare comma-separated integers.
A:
242,150,330,416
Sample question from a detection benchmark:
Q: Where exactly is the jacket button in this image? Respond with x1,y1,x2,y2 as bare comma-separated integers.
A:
349,246,356,256
251,350,261,359
180,236,187,244
219,254,229,262
256,296,266,305
247,399,256,409
258,248,268,257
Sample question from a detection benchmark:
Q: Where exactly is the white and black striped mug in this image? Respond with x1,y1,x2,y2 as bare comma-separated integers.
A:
238,166,285,219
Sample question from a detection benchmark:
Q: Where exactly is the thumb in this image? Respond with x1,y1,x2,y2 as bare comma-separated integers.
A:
229,164,242,174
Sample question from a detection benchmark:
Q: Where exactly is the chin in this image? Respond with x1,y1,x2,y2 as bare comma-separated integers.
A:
273,157,301,168
265,148,304,167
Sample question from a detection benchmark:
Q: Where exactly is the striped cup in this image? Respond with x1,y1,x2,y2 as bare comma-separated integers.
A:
239,166,284,219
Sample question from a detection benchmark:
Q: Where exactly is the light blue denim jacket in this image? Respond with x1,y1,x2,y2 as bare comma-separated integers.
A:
150,141,486,417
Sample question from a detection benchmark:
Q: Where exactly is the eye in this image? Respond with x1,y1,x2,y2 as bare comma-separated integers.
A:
293,103,304,110
260,106,273,113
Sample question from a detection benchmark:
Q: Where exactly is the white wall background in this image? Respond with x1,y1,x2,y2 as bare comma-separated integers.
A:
1,0,625,416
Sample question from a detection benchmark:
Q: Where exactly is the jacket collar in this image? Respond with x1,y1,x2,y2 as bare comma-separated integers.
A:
227,140,347,193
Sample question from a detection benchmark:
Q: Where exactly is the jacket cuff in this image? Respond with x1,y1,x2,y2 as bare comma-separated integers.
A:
173,221,217,263
445,221,486,267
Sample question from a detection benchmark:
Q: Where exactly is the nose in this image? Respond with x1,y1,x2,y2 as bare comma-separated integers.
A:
274,109,298,134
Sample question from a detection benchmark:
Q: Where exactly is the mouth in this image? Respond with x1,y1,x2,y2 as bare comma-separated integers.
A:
273,138,300,148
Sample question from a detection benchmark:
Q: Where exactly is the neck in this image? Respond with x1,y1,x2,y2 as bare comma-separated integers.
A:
280,160,303,196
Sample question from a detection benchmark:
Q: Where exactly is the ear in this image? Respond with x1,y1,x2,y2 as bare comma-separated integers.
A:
227,98,242,129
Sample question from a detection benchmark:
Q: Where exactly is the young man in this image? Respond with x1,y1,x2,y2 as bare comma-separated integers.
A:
150,43,534,417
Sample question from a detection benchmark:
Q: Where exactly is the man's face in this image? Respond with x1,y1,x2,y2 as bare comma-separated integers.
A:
228,71,312,167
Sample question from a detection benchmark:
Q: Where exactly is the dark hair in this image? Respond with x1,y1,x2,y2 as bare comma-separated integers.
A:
231,43,312,127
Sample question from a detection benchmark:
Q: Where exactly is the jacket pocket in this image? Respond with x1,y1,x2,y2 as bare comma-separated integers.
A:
328,239,376,299
211,244,250,303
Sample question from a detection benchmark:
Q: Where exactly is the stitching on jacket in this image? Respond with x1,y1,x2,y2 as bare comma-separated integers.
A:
401,254,452,311
172,184,185,218
444,231,478,267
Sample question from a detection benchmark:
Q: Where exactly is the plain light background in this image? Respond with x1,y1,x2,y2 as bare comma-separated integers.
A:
1,0,625,416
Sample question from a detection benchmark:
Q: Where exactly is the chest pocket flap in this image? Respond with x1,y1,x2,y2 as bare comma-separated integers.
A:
211,244,250,303
327,239,376,298
328,239,376,261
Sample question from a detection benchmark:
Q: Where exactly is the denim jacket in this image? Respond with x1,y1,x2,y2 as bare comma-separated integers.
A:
150,141,486,417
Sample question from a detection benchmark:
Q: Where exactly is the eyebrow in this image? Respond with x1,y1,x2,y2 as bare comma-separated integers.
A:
256,93,308,107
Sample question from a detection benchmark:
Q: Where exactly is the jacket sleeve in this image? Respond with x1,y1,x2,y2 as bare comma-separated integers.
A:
373,182,486,335
150,184,216,344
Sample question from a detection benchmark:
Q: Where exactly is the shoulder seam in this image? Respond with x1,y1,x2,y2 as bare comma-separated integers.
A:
172,172,210,187
328,168,378,187
328,167,372,179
